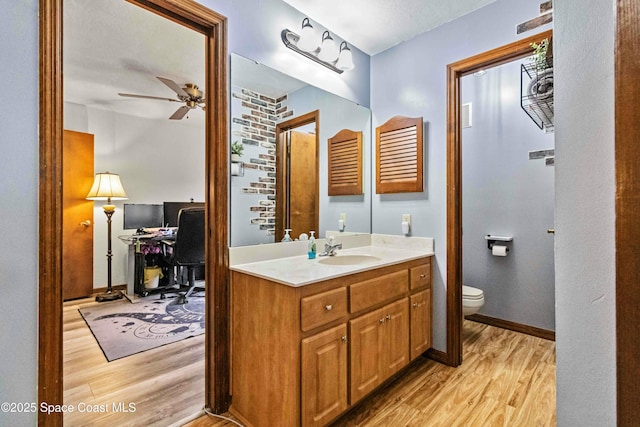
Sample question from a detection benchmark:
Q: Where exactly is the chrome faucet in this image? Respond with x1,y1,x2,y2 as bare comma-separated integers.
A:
320,236,342,256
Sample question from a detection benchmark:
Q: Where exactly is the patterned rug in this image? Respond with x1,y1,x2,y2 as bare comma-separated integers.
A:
79,293,205,362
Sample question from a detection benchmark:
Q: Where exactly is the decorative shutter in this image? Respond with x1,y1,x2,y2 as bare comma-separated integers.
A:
376,116,424,193
328,129,363,196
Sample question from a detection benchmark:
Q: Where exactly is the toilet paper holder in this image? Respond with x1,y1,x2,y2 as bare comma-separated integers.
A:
485,234,513,249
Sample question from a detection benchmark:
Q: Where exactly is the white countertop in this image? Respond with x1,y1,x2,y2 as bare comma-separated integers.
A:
230,236,434,287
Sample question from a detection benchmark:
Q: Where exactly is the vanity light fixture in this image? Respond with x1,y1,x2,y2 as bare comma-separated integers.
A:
281,18,355,74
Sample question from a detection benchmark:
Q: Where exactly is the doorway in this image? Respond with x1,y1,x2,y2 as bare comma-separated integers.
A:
445,29,552,366
275,110,319,242
39,1,229,425
460,58,555,340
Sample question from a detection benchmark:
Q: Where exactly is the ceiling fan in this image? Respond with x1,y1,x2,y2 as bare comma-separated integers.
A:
118,76,205,120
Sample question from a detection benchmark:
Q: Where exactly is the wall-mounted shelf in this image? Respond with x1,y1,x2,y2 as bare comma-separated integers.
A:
521,60,554,132
485,234,513,249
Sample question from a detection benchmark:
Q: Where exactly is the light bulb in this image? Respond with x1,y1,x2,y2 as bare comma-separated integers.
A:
296,18,318,52
336,42,354,71
318,31,339,62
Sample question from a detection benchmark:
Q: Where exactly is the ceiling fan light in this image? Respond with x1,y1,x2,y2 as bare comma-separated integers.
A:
296,18,318,52
318,31,339,62
336,42,354,71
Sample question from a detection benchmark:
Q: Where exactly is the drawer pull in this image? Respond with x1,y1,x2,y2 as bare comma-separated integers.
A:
413,303,418,308
420,273,426,279
341,336,348,344
325,304,333,311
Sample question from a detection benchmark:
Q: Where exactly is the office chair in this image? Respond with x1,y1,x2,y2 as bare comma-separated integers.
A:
160,207,205,304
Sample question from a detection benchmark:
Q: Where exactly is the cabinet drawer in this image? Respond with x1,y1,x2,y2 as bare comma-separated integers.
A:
349,270,408,313
301,287,348,332
410,261,431,290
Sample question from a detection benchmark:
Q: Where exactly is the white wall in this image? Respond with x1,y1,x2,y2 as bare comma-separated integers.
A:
461,60,555,331
65,103,205,288
554,0,616,424
0,1,38,425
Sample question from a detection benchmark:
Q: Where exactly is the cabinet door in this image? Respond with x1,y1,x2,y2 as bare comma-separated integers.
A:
302,324,348,427
349,308,384,404
380,298,409,378
410,289,431,360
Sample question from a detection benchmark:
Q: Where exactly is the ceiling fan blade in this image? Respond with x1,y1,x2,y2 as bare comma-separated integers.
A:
169,105,190,120
157,77,189,98
118,93,180,102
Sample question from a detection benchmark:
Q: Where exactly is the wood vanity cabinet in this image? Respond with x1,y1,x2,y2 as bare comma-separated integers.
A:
230,256,432,427
350,298,409,404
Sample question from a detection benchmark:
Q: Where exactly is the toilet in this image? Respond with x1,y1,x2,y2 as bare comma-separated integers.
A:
462,285,485,316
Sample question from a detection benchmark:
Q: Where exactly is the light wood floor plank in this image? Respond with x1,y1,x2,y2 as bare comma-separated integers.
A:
63,296,205,427
66,298,555,427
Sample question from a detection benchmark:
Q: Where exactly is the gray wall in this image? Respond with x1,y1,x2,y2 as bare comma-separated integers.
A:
461,59,555,331
286,85,372,239
370,0,552,352
206,0,371,107
0,0,619,425
0,1,38,425
555,0,616,424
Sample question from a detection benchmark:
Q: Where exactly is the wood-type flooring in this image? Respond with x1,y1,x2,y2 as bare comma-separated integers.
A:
186,320,556,427
64,299,554,426
63,296,205,426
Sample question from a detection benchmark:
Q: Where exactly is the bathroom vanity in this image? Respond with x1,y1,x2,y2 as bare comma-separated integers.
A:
229,237,433,427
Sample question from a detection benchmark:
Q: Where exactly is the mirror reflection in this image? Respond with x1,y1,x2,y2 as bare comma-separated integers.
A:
230,53,372,246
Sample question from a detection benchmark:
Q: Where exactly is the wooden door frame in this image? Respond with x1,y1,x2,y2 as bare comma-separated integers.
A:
615,0,640,424
445,30,552,366
274,110,320,241
39,0,229,424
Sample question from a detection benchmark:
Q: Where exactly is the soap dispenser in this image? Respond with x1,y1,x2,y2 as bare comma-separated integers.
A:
281,228,293,242
308,231,316,259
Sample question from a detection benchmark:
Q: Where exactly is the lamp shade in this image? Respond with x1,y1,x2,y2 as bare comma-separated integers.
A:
297,18,318,52
86,172,128,201
336,42,354,71
318,31,339,62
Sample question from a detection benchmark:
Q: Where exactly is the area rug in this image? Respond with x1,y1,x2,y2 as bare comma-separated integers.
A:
79,294,205,362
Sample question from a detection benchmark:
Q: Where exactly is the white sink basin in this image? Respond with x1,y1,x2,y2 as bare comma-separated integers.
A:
318,254,381,266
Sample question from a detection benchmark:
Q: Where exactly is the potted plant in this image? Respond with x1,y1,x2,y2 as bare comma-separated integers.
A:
231,140,244,162
529,38,551,72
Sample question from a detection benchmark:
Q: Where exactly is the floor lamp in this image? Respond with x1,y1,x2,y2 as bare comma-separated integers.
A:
86,172,128,302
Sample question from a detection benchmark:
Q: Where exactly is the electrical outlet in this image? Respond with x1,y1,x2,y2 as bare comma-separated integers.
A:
402,214,411,225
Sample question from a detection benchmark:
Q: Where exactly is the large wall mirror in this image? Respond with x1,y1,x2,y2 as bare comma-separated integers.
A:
230,53,372,246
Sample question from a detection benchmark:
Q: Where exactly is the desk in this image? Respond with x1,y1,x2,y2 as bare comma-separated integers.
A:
118,229,176,297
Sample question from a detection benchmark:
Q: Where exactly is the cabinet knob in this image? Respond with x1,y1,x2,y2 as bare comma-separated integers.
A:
420,273,426,279
380,318,385,324
385,314,391,321
79,220,91,228
412,303,418,308
341,336,348,343
325,304,333,311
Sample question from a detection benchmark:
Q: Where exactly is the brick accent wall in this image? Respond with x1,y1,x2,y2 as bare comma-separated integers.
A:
231,87,293,237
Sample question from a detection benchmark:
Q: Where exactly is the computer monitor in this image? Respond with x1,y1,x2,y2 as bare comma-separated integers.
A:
163,201,205,227
123,204,164,230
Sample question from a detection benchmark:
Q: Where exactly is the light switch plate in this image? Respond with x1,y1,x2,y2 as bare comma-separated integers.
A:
339,213,346,221
402,214,411,225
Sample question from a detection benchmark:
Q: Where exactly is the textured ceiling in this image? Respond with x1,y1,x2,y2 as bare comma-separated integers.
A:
281,0,496,55
64,0,496,124
64,0,205,124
